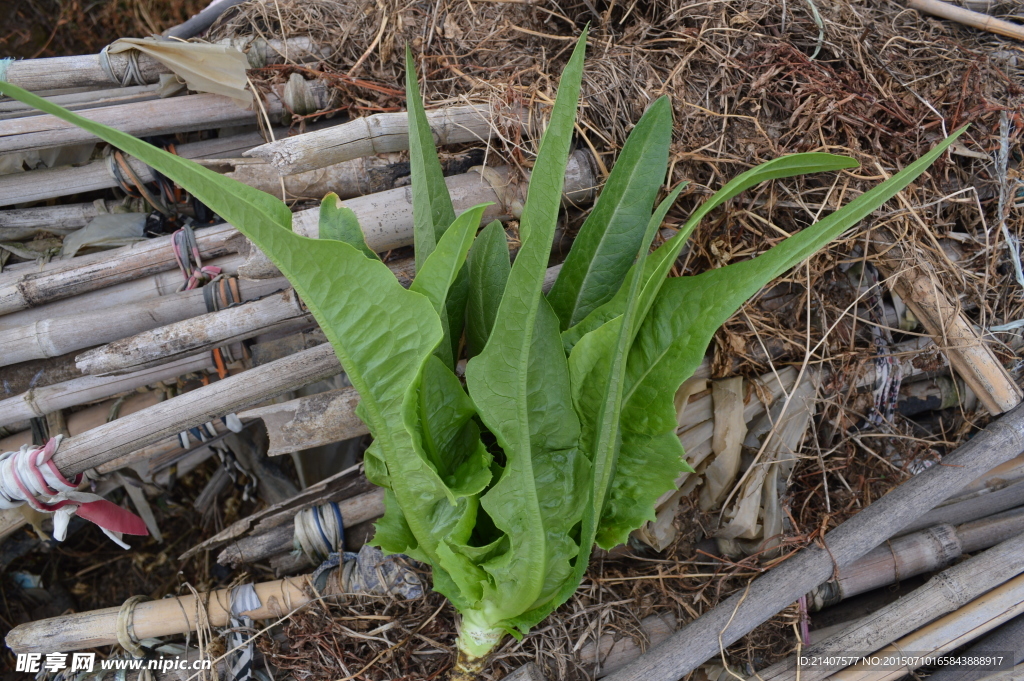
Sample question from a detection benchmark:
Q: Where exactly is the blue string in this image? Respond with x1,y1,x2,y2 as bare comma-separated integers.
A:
0,58,12,83
312,505,332,552
329,501,345,551
311,502,346,555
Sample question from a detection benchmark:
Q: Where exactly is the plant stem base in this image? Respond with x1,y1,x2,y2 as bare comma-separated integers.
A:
447,649,491,681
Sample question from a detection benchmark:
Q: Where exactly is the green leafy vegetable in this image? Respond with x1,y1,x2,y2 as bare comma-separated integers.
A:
1,40,965,679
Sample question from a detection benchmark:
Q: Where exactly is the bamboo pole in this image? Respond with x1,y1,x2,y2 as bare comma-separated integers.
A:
807,524,960,609
2,55,168,95
0,275,287,367
48,343,341,477
0,390,162,451
0,75,330,156
0,128,387,207
826,573,1024,681
908,0,1024,41
221,155,399,200
755,529,1024,681
75,287,304,375
1,352,83,402
0,222,244,316
808,507,1024,610
0,93,289,155
0,84,162,120
5,575,313,653
0,129,266,207
0,254,245,331
601,401,1024,681
957,507,1024,552
1,37,323,92
898,478,1024,536
0,352,217,426
871,230,1022,414
955,452,1024,499
0,199,143,241
238,386,366,456
246,103,524,176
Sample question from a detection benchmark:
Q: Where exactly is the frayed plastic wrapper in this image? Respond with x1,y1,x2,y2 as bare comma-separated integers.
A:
313,545,423,599
0,436,146,548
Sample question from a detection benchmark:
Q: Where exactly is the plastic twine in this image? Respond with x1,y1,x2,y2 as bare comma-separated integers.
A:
310,545,424,599
99,44,145,87
172,224,221,291
0,436,148,548
227,584,261,681
293,502,345,563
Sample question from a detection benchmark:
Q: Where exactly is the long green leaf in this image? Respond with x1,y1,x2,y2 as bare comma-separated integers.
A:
463,27,589,635
444,268,470,366
404,355,492,498
405,46,457,271
547,96,672,329
465,221,511,357
562,153,861,352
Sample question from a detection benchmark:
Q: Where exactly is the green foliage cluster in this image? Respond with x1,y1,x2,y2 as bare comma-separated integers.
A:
0,31,962,673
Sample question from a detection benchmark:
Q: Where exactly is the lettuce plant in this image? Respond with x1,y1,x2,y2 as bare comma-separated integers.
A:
0,33,962,679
